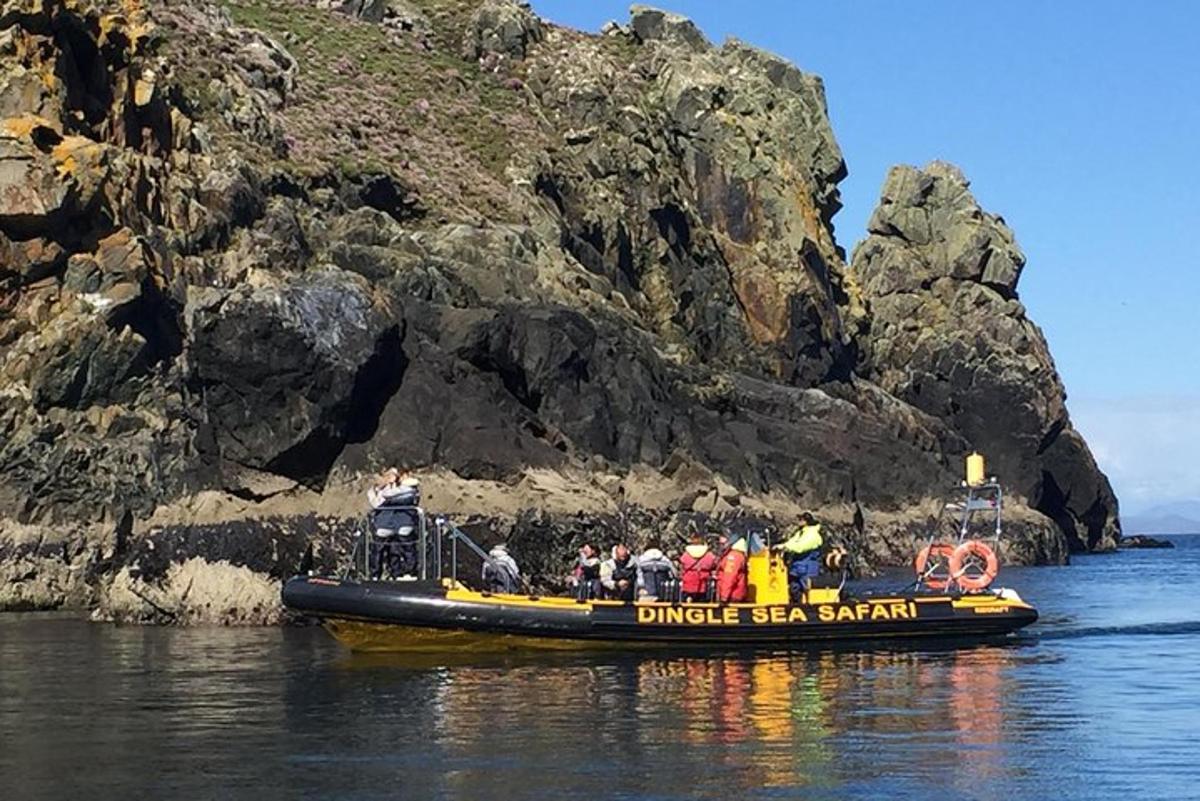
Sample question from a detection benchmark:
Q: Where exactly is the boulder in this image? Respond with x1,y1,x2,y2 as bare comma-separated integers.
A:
629,5,709,52
461,0,543,61
524,15,858,386
187,268,404,486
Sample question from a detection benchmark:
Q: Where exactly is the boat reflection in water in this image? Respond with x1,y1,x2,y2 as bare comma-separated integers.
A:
335,644,1019,798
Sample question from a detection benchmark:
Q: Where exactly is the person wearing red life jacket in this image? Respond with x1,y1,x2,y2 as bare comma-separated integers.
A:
715,536,748,603
679,534,717,602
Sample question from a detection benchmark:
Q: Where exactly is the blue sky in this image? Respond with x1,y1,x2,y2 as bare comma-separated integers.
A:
533,1,1200,514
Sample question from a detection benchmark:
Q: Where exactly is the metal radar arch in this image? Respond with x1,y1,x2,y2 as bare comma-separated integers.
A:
914,452,1003,592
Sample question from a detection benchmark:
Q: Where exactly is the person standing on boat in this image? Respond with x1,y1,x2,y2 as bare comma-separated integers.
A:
601,544,638,601
679,534,717,602
569,543,602,600
775,512,823,601
636,544,677,601
716,536,749,603
367,469,421,579
482,543,521,593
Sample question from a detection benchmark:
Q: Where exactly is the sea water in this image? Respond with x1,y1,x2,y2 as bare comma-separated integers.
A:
2,537,1198,800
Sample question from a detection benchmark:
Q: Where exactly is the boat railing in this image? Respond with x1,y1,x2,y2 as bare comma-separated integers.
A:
912,480,1004,592
346,505,436,581
346,508,528,592
437,516,534,594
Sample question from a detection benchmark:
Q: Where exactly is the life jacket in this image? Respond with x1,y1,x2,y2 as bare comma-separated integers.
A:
610,555,638,584
716,544,748,603
679,544,717,594
637,548,675,599
574,555,600,581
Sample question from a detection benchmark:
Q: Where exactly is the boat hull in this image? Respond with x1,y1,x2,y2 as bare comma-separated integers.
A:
282,576,1038,652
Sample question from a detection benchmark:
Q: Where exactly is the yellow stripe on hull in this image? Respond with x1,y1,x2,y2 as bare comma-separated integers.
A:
440,587,1035,615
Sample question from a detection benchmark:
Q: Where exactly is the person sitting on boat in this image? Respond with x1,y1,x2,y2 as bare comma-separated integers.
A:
569,543,602,600
482,543,521,593
367,470,421,579
678,534,717,602
716,536,749,603
636,544,677,601
775,512,823,601
601,544,638,602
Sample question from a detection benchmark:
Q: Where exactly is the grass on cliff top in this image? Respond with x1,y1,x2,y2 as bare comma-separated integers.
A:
215,0,542,223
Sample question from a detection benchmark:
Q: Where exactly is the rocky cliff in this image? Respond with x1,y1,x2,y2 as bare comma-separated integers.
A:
0,0,1118,621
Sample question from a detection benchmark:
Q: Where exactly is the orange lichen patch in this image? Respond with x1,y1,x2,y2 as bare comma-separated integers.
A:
51,136,105,178
778,157,831,251
1,114,58,140
99,0,153,53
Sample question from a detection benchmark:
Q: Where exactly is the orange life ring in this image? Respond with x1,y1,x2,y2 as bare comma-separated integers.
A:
914,543,956,590
949,540,999,591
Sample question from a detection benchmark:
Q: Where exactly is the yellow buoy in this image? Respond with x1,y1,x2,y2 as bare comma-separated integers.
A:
966,452,986,486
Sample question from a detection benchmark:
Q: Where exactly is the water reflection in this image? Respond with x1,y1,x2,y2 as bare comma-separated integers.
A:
369,644,1027,798
10,545,1200,799
15,609,1194,801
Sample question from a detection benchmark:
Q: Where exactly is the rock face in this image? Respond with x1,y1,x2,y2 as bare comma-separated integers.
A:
0,0,1118,622
854,163,1120,552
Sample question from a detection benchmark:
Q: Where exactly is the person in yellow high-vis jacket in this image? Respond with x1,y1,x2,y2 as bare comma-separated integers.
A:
775,513,823,601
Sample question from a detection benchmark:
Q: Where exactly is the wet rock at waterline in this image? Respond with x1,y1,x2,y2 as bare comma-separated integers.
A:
1117,535,1175,550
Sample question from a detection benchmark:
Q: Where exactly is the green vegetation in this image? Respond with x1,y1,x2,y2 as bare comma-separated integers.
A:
202,0,542,222
223,0,460,106
407,0,482,53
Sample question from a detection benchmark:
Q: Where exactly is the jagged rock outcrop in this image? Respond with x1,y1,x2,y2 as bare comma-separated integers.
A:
525,7,861,386
0,0,1117,622
462,0,541,60
854,162,1120,551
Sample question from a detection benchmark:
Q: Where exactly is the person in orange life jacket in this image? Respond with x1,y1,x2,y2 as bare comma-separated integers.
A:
679,534,718,602
775,512,823,601
601,544,638,601
716,536,749,603
569,543,602,600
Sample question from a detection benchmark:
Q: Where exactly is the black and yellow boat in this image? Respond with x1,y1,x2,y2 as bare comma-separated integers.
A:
283,576,1036,653
283,528,1037,652
285,454,1039,652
